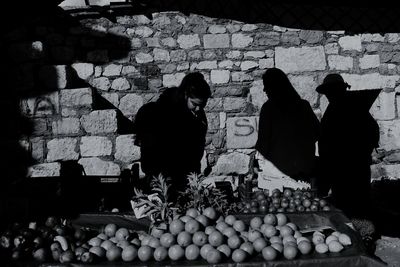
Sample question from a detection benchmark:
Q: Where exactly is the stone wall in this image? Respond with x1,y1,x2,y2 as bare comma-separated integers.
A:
5,10,400,181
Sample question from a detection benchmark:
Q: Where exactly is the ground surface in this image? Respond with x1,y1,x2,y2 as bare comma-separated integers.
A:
375,236,400,266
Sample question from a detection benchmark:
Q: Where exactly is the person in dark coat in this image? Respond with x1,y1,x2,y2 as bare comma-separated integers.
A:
316,73,380,217
133,72,211,202
256,68,320,183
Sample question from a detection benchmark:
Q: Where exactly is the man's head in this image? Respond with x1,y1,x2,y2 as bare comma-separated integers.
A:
317,74,350,95
180,72,211,113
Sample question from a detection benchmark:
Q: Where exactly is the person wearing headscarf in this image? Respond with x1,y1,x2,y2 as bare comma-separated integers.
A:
133,72,211,202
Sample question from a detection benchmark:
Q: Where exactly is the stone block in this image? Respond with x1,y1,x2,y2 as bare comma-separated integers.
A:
71,63,94,80
47,138,79,161
115,134,140,163
52,118,81,135
90,77,111,91
211,70,230,84
203,34,229,49
103,64,122,76
232,33,253,48
240,61,259,71
226,117,258,149
341,73,400,90
162,73,186,87
177,34,200,49
275,46,326,73
119,94,144,116
28,162,61,177
135,52,153,63
60,88,93,108
80,110,118,134
338,35,362,51
80,136,112,157
111,77,130,90
359,55,380,69
223,98,248,112
78,157,121,175
249,80,267,110
210,152,250,175
371,91,396,121
328,55,353,70
378,120,400,151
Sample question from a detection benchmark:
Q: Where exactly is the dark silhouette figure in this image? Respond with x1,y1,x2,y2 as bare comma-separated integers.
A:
133,72,211,202
316,73,380,217
256,68,320,183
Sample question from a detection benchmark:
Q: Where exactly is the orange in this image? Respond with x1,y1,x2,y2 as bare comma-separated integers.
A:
208,230,225,247
121,245,137,262
168,244,185,261
227,235,242,249
160,233,176,248
195,214,210,227
279,225,294,237
283,235,297,246
177,231,192,247
89,246,106,258
138,245,153,262
185,219,201,234
231,248,247,263
88,237,102,247
253,237,268,252
203,207,218,220
271,242,283,253
169,219,185,235
206,248,222,264
224,215,237,226
192,231,207,246
185,244,200,260
200,244,213,260
205,226,216,235
151,227,164,239
153,246,168,261
222,227,237,238
115,228,130,241
283,245,298,260
269,236,283,244
117,240,131,249
186,208,200,218
262,246,278,260
106,246,122,262
179,215,193,224
298,240,312,255
104,223,118,238
250,217,263,230
286,222,298,231
148,237,161,249
216,221,229,232
233,220,246,233
217,244,232,258
240,242,254,256
276,213,288,226
248,229,262,243
100,240,115,251
263,224,278,238
263,214,277,226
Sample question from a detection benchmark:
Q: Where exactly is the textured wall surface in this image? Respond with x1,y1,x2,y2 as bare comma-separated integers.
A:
5,10,400,181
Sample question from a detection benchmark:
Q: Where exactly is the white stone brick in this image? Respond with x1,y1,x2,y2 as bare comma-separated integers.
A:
244,51,265,59
52,118,81,135
226,116,258,149
103,64,122,76
161,37,176,47
226,51,242,59
359,54,380,69
60,88,93,107
218,60,234,69
28,162,61,177
259,58,274,69
208,25,226,34
240,61,258,71
338,35,362,51
324,43,339,54
80,110,118,134
203,34,230,49
378,120,400,150
232,33,253,48
370,91,396,120
249,80,266,110
111,77,130,90
71,63,94,80
78,157,121,175
328,55,353,71
115,134,140,163
231,72,253,82
162,73,186,87
387,33,400,43
135,26,153,37
219,112,227,129
90,77,111,91
276,46,326,73
290,75,319,106
223,97,247,112
135,52,153,63
153,48,170,62
177,34,200,49
211,70,230,84
382,164,400,178
47,138,79,161
341,73,400,90
196,61,218,70
242,24,258,31
80,136,112,157
211,152,250,175
119,94,144,116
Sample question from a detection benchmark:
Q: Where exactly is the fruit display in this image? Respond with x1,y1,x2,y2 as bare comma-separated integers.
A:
1,207,355,265
240,187,332,214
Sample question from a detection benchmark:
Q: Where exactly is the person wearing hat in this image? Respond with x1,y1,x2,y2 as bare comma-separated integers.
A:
316,73,379,218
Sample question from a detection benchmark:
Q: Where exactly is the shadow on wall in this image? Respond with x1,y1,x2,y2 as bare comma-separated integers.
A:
0,0,131,197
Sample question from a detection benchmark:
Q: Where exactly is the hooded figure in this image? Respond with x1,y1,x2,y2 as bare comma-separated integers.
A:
133,72,211,202
317,73,380,217
256,68,320,182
